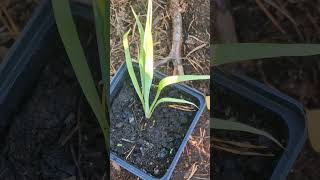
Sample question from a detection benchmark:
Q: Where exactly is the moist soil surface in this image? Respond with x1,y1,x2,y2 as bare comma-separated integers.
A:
213,0,320,179
110,75,197,178
0,17,107,179
211,81,288,180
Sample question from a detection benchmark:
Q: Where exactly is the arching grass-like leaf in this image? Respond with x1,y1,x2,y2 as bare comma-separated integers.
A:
92,0,109,111
131,6,145,91
213,43,320,66
212,118,284,148
150,75,210,113
150,97,198,116
51,0,109,150
123,30,144,108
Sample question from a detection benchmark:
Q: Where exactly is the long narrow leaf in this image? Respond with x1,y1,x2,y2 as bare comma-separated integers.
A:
131,7,145,92
52,0,109,149
150,75,209,111
143,0,154,115
150,97,198,116
92,0,109,113
212,118,284,148
123,30,144,107
213,43,320,66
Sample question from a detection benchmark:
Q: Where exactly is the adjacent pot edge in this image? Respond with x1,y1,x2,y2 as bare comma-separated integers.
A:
212,68,307,180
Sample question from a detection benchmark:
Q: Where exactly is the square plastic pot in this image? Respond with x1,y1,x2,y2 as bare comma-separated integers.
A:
212,68,307,180
110,63,206,180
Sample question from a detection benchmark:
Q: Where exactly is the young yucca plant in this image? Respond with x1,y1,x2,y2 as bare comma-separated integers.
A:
123,0,209,119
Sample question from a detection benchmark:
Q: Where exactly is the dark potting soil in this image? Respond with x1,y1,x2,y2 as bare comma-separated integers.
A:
0,19,106,179
211,82,289,180
110,75,197,178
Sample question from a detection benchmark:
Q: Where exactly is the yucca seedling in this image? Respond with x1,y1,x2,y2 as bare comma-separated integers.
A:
123,0,209,119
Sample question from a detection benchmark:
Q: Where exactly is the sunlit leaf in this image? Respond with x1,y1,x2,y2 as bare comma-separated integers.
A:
143,0,154,115
150,75,210,112
150,97,198,116
123,30,144,109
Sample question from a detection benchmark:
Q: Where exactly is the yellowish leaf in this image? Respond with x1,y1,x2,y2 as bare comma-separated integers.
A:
307,109,320,153
206,96,210,110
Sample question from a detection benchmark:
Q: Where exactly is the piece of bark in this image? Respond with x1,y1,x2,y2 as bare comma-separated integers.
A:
213,0,238,43
169,0,184,75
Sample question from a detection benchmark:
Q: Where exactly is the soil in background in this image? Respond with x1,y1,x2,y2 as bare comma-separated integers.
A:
212,0,320,179
110,74,197,178
211,81,288,180
0,0,38,63
0,18,107,179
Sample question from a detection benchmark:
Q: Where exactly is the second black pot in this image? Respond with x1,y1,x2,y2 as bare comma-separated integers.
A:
212,68,307,180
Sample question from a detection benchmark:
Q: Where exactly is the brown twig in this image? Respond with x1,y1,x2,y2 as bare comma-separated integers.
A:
0,4,19,38
255,0,286,35
156,0,184,75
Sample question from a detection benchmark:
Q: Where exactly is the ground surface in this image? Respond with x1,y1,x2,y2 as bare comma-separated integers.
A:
0,0,38,63
0,15,107,179
110,0,210,179
212,0,320,179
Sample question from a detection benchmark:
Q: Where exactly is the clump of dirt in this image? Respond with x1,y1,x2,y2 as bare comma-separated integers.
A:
0,17,107,179
211,82,288,180
110,74,197,178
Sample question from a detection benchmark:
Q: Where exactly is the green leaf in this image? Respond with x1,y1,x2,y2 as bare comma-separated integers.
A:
92,0,108,96
131,7,146,92
306,109,320,153
213,43,320,66
150,75,210,112
51,0,109,149
212,118,284,148
143,0,154,115
123,30,144,108
149,97,198,118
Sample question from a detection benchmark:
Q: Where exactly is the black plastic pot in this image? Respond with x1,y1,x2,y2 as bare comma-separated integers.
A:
0,1,92,130
110,63,206,180
0,1,108,178
212,68,307,180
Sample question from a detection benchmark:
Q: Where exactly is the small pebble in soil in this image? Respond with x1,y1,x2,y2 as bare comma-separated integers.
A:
140,147,145,156
115,122,124,128
154,167,160,175
128,114,135,124
158,148,168,158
